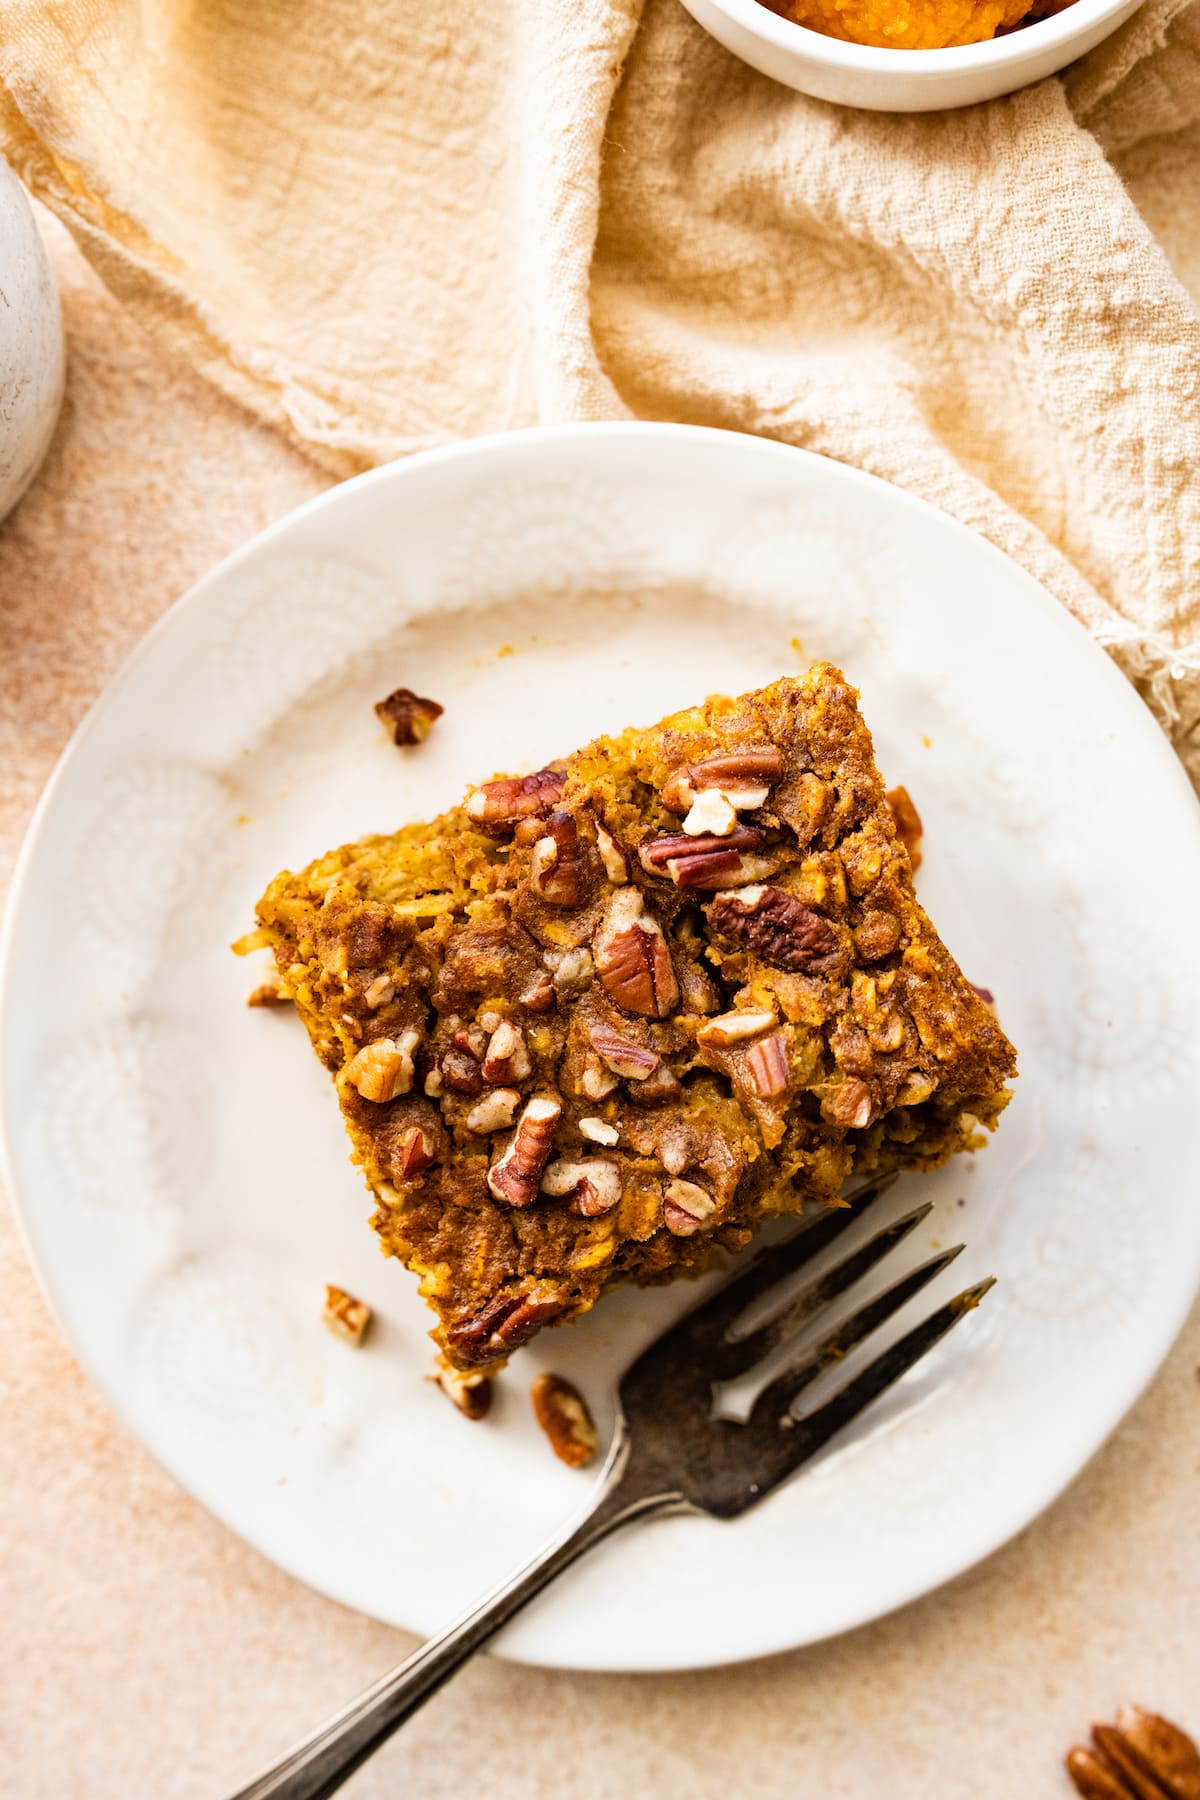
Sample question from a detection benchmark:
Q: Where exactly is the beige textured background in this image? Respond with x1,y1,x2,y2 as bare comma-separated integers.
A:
2,211,1199,1799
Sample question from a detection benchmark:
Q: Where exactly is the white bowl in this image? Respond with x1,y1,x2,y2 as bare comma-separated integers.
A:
0,158,64,522
680,0,1143,110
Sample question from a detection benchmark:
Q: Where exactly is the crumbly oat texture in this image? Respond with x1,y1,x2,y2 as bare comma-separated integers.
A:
252,666,1016,1370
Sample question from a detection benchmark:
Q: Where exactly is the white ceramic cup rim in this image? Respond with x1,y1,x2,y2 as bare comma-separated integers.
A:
706,0,1132,73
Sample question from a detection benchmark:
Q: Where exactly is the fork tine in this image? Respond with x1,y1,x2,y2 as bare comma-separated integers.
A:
672,1174,899,1352
745,1243,965,1424
748,1277,996,1490
719,1200,936,1376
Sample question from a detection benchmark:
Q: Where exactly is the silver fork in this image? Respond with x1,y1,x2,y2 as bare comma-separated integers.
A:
231,1178,992,1800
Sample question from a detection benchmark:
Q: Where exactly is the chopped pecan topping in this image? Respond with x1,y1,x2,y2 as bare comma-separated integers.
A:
487,1095,562,1206
588,1024,660,1081
886,783,923,871
432,1357,493,1421
247,981,289,1007
363,973,395,1009
545,945,593,1000
662,1178,717,1236
398,1125,437,1178
375,686,444,746
341,1030,419,1103
322,1284,372,1346
897,1069,936,1105
1066,1707,1200,1800
681,788,738,838
465,1087,522,1134
529,810,583,906
441,1048,483,1096
661,748,783,816
744,1032,790,1097
466,768,565,834
594,821,629,883
423,1068,444,1098
579,1116,620,1146
628,1063,682,1105
518,970,555,1012
541,1156,623,1215
594,888,679,1018
531,1372,598,1468
447,1288,566,1364
823,1077,875,1130
481,1018,532,1084
453,1022,487,1059
579,1053,619,1100
707,884,843,974
696,1008,777,1049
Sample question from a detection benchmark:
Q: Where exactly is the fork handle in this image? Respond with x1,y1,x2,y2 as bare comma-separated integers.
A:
229,1432,678,1800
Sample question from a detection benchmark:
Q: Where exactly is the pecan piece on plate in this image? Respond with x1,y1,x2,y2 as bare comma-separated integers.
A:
466,768,565,834
531,1372,598,1468
488,1095,562,1206
593,888,679,1018
375,686,444,746
707,884,843,975
431,1357,493,1420
1066,1707,1200,1800
322,1284,372,1346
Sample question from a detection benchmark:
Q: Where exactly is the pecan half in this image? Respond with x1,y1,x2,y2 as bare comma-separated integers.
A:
1112,1708,1200,1800
374,686,443,745
531,1372,598,1468
481,1019,532,1084
341,1030,419,1103
487,1095,562,1206
639,826,768,890
541,1156,623,1216
397,1125,437,1178
744,1031,790,1097
696,1008,777,1049
466,768,565,834
662,1178,717,1236
886,783,923,871
1065,1749,1140,1800
588,1023,660,1080
707,884,843,975
661,748,783,815
594,888,679,1018
446,1288,565,1364
432,1357,493,1421
322,1284,371,1346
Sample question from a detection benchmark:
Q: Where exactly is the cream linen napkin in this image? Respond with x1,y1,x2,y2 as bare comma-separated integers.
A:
1,0,1198,778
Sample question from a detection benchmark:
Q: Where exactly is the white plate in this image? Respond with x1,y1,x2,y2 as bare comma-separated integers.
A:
4,423,1200,1673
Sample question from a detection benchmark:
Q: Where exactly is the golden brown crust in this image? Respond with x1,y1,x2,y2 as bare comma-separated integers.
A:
254,666,1016,1369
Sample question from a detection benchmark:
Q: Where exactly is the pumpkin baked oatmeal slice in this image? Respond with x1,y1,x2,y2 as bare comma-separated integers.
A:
250,664,1015,1371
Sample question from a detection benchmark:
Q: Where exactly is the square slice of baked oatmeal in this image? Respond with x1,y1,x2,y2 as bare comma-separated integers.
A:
251,665,1015,1370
